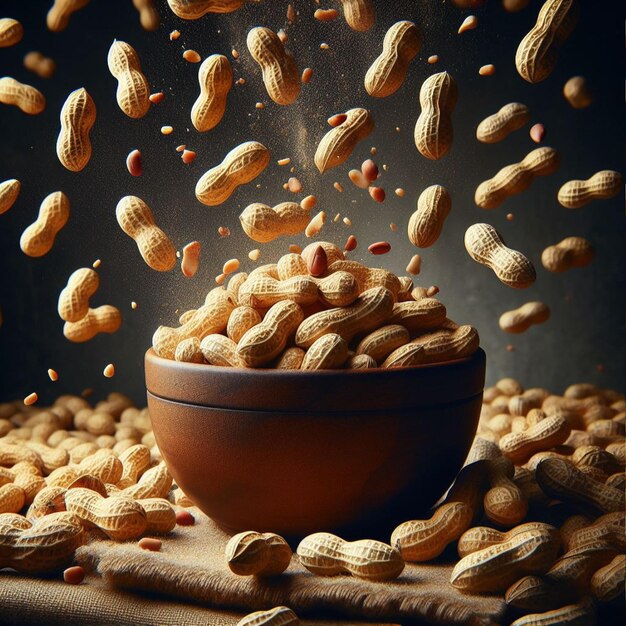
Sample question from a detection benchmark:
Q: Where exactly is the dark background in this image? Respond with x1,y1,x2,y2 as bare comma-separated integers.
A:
0,0,623,406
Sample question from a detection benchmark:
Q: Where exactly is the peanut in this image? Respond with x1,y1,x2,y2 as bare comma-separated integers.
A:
0,18,23,47
347,354,377,369
295,287,393,348
247,27,300,106
276,252,307,280
0,483,26,513
132,0,159,31
297,532,404,581
510,598,596,626
355,324,410,364
47,0,90,31
237,301,304,367
499,302,550,334
484,456,528,526
24,51,56,80
238,275,318,309
166,0,244,20
499,414,570,464
458,522,557,557
464,223,536,288
364,21,421,98
339,0,375,31
107,40,151,119
227,306,262,344
451,523,560,592
196,141,270,206
535,457,624,514
225,530,292,576
515,0,579,83
57,268,99,323
237,606,299,626
301,241,345,268
413,71,458,160
0,178,21,215
239,202,310,242
20,191,70,257
63,305,121,343
476,102,530,144
0,77,46,115
392,461,488,562
591,554,625,602
116,195,176,272
65,488,146,540
56,87,96,172
200,334,244,367
138,498,176,534
314,108,374,173
275,346,305,370
557,170,623,209
191,54,232,132
301,333,349,370
327,260,400,299
563,75,592,109
407,185,452,248
475,147,560,209
388,298,447,332
540,236,594,273
0,512,84,573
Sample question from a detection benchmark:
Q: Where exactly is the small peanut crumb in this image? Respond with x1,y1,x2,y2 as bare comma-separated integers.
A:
343,217,352,226
148,92,164,104
181,150,197,164
231,48,239,59
389,222,398,232
288,177,302,193
506,213,514,221
288,244,302,254
48,368,59,382
176,251,181,258
287,3,296,23
236,77,246,85
370,146,377,156
63,566,85,585
222,258,240,275
361,159,378,182
218,226,230,237
320,43,330,50
161,126,174,135
277,158,291,166
255,102,265,110
333,182,344,192
138,537,162,552
302,67,313,83
395,188,405,197
458,15,478,34
282,182,289,190
300,195,317,211
369,186,385,203
81,388,94,398
506,344,515,353
344,235,357,252
428,55,439,64
530,123,546,143
277,29,287,43
176,144,186,152
215,273,226,285
333,213,341,222
314,8,339,21
169,30,180,41
92,259,101,269
406,254,421,275
248,249,260,261
305,211,326,238
426,285,439,297
479,64,496,76
103,363,115,378
131,301,138,310
382,164,388,171
24,392,38,406
348,169,369,189
176,510,195,526
183,49,201,63
327,113,347,127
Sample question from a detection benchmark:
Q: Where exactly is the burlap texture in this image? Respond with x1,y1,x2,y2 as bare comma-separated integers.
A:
68,507,505,625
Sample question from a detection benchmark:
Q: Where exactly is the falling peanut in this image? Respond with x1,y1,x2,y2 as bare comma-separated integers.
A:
247,27,300,106
414,71,457,160
499,302,550,334
476,103,530,144
191,55,232,132
339,0,375,31
116,196,177,272
63,305,121,342
364,21,421,98
57,268,100,323
407,185,452,248
23,51,57,79
557,170,623,209
541,236,594,273
0,77,46,115
56,88,96,172
47,0,91,32
0,18,23,47
132,0,159,31
107,40,151,119
166,0,244,20
20,192,70,258
563,75,592,109
181,241,201,278
196,141,270,206
0,179,21,215
239,202,310,243
464,223,536,288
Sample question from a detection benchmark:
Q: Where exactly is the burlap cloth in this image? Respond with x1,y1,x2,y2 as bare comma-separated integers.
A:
2,506,504,625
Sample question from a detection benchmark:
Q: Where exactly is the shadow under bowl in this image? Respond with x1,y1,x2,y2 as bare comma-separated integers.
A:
145,347,485,540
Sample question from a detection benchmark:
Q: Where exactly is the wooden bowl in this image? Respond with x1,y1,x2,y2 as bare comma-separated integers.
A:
145,347,485,540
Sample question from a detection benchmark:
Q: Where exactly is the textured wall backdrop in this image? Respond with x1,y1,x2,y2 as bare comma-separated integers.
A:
0,0,624,405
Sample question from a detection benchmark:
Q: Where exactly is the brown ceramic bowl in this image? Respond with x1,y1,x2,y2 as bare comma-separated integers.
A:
145,347,485,540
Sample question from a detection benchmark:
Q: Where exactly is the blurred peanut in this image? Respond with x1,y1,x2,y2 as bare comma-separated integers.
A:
47,0,90,32
132,0,159,31
563,75,592,109
541,236,594,273
499,302,550,334
24,51,56,78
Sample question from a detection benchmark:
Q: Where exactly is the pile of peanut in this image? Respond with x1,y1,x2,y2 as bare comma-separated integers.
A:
152,241,479,370
1,379,623,625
